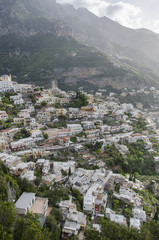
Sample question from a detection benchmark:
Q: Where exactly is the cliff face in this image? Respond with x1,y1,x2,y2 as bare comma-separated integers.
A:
53,66,156,91
0,0,159,90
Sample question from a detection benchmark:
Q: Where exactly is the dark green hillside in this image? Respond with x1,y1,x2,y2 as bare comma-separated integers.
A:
0,32,159,90
0,0,159,90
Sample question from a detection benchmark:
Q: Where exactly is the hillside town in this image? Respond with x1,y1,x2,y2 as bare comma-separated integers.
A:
1,74,159,239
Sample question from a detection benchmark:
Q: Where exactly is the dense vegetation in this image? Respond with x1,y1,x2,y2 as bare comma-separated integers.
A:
0,33,123,89
84,219,159,240
104,141,156,175
119,92,155,109
71,91,89,108
0,161,65,240
0,31,158,91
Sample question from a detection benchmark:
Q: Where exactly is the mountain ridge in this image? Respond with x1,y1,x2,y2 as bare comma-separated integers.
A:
0,0,159,91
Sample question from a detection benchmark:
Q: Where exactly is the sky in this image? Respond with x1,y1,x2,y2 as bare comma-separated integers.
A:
56,0,159,33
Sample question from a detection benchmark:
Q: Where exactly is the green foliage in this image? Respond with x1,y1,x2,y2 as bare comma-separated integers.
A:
84,228,101,240
38,184,69,207
124,207,133,219
126,142,155,175
40,101,47,108
42,132,48,139
86,141,103,152
58,114,67,121
104,142,155,175
70,136,77,143
0,120,11,130
13,213,45,240
51,207,63,222
0,224,13,240
71,91,89,108
44,215,60,240
114,183,120,193
0,32,128,90
119,92,155,109
131,118,147,133
112,199,120,212
47,121,67,128
0,201,16,237
16,176,36,193
85,219,159,240
28,94,36,103
71,188,83,211
0,161,20,201
13,128,30,140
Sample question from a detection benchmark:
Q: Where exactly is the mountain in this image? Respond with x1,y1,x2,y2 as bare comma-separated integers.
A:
0,0,159,91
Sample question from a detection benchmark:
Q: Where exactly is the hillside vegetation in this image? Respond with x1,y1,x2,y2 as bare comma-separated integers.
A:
0,0,159,90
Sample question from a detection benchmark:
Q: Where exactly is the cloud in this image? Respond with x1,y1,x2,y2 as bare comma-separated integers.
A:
57,0,142,28
56,0,159,32
57,0,109,16
105,2,142,29
151,20,159,33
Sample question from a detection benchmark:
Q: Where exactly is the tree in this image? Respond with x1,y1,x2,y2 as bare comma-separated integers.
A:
71,91,89,108
141,221,159,240
14,213,45,240
84,228,101,240
45,215,61,240
40,101,47,108
0,224,12,240
124,208,133,219
100,219,140,240
16,177,36,193
112,199,119,211
13,218,25,240
51,208,63,222
42,132,48,139
0,201,16,235
68,167,72,176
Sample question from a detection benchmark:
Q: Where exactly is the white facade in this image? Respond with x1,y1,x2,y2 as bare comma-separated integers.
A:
83,193,94,212
11,137,35,151
0,80,14,93
82,121,95,130
15,192,36,215
15,192,48,226
0,74,12,81
10,94,22,101
0,111,8,120
132,208,146,222
67,124,83,135
130,218,141,229
21,170,36,181
110,213,127,225
18,109,30,118
14,99,24,105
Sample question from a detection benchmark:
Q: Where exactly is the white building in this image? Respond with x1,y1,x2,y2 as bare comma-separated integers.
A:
14,99,24,105
44,128,71,139
18,109,30,119
15,192,48,226
67,124,83,135
109,213,127,225
10,94,22,101
132,208,146,222
0,111,8,120
15,192,36,215
21,170,36,181
82,121,95,130
0,74,14,93
83,192,95,213
130,218,141,229
10,137,35,151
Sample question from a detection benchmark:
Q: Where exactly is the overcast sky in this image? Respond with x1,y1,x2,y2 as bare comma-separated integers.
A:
56,0,159,33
